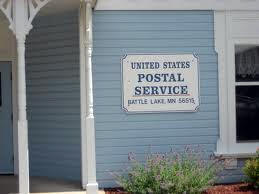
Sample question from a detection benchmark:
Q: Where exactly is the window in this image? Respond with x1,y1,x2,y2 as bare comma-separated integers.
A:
235,45,259,142
215,11,259,155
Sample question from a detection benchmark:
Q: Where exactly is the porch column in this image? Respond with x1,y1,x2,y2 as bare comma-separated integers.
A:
84,1,98,193
14,0,30,193
17,35,30,194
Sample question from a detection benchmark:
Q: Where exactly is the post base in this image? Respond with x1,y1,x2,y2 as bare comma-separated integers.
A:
18,120,29,194
86,182,99,194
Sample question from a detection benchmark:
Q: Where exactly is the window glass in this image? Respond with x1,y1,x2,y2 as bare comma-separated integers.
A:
235,45,259,82
236,86,259,141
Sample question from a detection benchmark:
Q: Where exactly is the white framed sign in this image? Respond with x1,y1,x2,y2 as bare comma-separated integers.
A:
121,54,200,113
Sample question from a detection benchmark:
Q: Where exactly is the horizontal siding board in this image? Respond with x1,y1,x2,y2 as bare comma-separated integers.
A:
27,79,80,86
93,22,213,32
96,128,219,139
92,80,218,89
93,89,218,99
29,23,78,35
26,11,81,181
93,98,217,106
93,39,214,48
27,71,79,79
94,112,218,122
26,46,80,58
91,71,218,81
93,13,213,23
93,64,217,73
27,93,80,100
94,31,214,40
93,47,216,55
95,121,219,135
96,151,215,165
94,11,212,15
96,144,216,156
93,105,218,114
93,55,217,64
32,11,78,27
26,55,79,64
27,39,78,51
27,32,78,44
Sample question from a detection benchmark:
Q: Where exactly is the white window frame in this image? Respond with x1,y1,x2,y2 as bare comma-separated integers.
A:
215,11,259,156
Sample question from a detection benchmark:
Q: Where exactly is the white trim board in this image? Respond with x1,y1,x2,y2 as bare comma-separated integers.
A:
215,11,259,156
79,4,87,189
95,0,259,11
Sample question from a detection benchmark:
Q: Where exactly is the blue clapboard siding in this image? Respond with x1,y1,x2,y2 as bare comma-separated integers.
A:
26,10,81,181
92,10,220,188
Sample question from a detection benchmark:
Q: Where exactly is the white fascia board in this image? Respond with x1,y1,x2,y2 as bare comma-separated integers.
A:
95,0,259,11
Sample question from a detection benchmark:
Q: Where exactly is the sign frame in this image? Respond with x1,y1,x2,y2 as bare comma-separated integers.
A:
121,53,200,114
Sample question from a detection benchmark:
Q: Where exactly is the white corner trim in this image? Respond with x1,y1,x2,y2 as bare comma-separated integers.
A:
80,1,98,193
95,0,259,11
214,11,230,155
79,3,87,189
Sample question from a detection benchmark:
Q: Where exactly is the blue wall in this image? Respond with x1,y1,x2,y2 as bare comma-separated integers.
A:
26,11,81,181
24,10,245,187
92,11,219,188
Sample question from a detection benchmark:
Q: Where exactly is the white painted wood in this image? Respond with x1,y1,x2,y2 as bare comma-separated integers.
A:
95,0,259,11
214,11,229,155
26,0,51,30
236,81,259,86
13,1,30,192
231,11,259,38
17,36,29,194
83,1,98,193
0,0,51,36
0,0,14,31
215,11,259,156
79,3,87,189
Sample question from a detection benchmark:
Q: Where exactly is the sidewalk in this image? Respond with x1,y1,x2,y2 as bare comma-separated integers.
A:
0,176,105,194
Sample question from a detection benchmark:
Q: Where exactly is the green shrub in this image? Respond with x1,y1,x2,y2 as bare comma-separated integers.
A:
115,147,223,194
243,148,259,189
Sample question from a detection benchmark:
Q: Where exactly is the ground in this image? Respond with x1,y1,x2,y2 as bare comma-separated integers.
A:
104,184,259,194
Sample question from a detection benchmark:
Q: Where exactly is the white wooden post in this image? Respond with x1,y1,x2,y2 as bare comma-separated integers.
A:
79,2,87,188
17,35,30,194
84,1,98,193
14,0,30,193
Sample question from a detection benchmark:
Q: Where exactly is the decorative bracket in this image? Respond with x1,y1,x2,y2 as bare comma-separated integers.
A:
0,0,52,36
0,0,14,31
26,0,52,34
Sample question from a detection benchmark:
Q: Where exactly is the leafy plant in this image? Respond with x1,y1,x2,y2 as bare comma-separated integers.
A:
243,148,259,189
115,146,223,194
